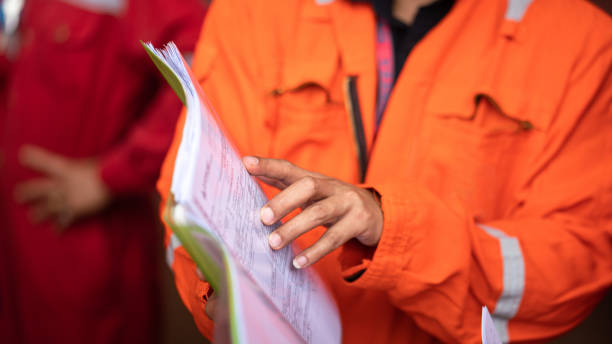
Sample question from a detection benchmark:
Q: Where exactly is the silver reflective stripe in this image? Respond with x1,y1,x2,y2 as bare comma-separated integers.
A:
505,0,533,21
479,224,526,344
60,0,126,15
315,0,335,5
166,233,182,268
2,0,24,35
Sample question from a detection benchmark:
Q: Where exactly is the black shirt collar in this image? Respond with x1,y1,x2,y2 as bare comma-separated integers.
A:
352,0,454,27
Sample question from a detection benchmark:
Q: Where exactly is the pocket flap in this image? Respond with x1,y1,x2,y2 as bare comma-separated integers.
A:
426,81,553,131
36,1,108,49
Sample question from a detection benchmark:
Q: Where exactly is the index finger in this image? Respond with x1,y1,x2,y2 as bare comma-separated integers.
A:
19,145,68,177
14,178,58,204
242,157,316,189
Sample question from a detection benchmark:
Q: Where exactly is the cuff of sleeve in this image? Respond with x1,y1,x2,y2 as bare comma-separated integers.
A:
100,148,153,195
340,183,417,290
100,149,132,194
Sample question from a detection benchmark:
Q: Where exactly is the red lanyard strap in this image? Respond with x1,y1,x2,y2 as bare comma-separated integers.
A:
375,19,394,129
343,19,394,182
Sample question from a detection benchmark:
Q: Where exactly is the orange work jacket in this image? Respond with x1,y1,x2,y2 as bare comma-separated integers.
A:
158,0,612,342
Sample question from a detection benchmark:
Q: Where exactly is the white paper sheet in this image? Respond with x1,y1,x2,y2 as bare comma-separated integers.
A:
482,306,502,344
145,42,342,344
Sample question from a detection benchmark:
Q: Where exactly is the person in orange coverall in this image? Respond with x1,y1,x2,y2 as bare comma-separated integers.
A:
0,0,206,342
159,0,612,342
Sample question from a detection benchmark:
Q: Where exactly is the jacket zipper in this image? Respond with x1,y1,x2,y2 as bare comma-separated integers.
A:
343,76,368,183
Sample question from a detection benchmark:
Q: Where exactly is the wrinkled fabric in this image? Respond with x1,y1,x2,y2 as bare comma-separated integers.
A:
160,0,612,343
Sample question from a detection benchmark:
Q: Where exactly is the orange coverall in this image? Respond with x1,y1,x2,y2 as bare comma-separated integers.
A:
158,0,612,342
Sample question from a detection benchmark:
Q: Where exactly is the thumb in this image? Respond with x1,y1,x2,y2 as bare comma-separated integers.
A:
205,292,217,320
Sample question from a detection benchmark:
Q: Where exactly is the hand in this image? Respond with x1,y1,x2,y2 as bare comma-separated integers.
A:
243,156,384,269
196,268,218,320
14,145,112,229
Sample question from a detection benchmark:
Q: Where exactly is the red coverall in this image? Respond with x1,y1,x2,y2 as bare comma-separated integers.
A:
0,0,205,342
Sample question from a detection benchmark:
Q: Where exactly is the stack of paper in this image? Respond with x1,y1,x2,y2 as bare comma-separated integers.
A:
481,307,502,344
143,42,342,344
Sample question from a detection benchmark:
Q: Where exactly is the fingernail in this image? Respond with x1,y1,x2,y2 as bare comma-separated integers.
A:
268,232,281,248
243,156,259,168
293,256,308,269
260,206,274,225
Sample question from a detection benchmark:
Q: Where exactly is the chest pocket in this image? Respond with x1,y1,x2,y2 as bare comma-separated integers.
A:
268,9,356,181
32,0,109,50
24,0,110,94
420,81,554,220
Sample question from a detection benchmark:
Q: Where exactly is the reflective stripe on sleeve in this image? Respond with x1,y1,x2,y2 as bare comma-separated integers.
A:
60,0,125,15
479,224,526,343
505,0,533,21
166,233,182,269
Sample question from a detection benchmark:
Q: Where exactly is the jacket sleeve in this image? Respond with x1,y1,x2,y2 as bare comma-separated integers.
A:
99,0,206,194
0,50,6,148
340,28,612,343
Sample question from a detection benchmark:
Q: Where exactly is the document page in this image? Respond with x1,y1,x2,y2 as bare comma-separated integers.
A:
482,306,502,344
144,42,341,344
187,229,304,344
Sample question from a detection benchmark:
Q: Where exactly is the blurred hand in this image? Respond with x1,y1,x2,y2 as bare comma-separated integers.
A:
243,156,383,269
14,145,112,229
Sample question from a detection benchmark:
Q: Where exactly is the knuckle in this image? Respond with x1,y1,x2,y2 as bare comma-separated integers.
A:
327,178,343,192
325,231,345,250
343,189,361,203
301,176,318,194
355,209,373,224
281,159,294,173
281,159,294,168
309,202,330,223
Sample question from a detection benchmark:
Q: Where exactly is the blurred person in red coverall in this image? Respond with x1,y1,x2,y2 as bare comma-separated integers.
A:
0,0,206,343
